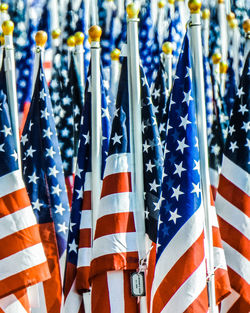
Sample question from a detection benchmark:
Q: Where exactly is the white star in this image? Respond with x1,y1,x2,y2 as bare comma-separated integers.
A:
102,107,110,120
57,222,68,234
152,88,160,99
28,171,39,184
145,210,149,219
68,239,78,253
245,138,250,150
238,104,248,115
103,80,109,90
62,95,71,105
41,108,50,119
76,186,83,199
228,125,236,136
168,209,181,224
179,114,191,130
83,131,90,144
75,165,83,178
191,182,201,197
241,121,250,132
40,88,46,100
48,165,59,177
20,134,28,145
176,137,189,153
11,150,18,161
149,179,160,192
211,144,221,156
32,199,43,211
29,121,33,131
0,143,4,152
236,87,245,98
146,160,155,172
193,160,200,174
43,127,53,139
26,145,36,158
112,132,122,145
143,140,150,153
46,147,56,158
141,76,147,86
55,203,65,215
182,90,193,105
51,184,62,196
173,161,186,177
229,141,239,152
171,185,184,201
69,222,76,232
1,125,12,137
185,66,192,79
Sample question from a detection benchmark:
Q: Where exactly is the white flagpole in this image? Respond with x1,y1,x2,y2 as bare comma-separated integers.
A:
0,3,10,26
2,20,21,170
219,61,228,97
168,0,175,20
127,4,147,312
162,41,173,92
243,19,250,60
32,31,48,97
188,1,217,313
176,0,189,33
110,48,121,102
202,9,210,58
157,1,166,48
74,32,85,89
67,35,75,70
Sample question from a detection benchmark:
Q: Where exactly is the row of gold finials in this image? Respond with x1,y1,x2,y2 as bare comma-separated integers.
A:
0,1,249,71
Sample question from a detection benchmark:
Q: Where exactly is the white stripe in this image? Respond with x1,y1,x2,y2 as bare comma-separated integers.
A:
83,292,91,313
213,247,227,270
150,207,204,305
0,243,47,280
0,294,27,313
221,155,250,196
160,260,207,313
219,288,240,313
107,271,125,313
77,247,92,267
80,210,92,229
92,232,138,259
209,204,219,227
0,206,37,239
223,240,250,284
216,193,250,239
63,279,82,313
104,153,132,177
209,167,219,189
84,172,91,191
99,192,132,218
60,250,67,284
0,170,25,197
31,282,47,313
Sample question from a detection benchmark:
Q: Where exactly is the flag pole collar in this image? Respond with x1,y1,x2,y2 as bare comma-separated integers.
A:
2,20,14,36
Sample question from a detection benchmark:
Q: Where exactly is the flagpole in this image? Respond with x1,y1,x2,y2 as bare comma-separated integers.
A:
74,31,85,88
202,9,210,58
32,31,47,97
212,52,222,100
188,1,217,312
110,48,121,102
0,34,4,71
157,1,165,47
127,4,147,312
67,35,75,69
219,61,228,97
168,0,175,20
243,19,250,59
2,20,21,170
162,41,173,92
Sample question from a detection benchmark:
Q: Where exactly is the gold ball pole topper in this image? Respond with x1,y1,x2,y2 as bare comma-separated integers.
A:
126,3,140,19
218,0,224,3
168,0,175,4
35,31,48,47
67,35,76,47
0,3,8,12
52,29,61,40
212,52,222,64
88,25,102,42
158,1,165,8
226,12,235,22
110,48,121,61
202,9,210,20
2,20,14,36
243,19,250,34
229,18,238,29
162,41,173,55
75,32,84,45
220,62,228,74
188,0,202,14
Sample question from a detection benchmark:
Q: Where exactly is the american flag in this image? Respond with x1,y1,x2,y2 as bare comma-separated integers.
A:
64,66,110,312
150,33,209,313
215,53,250,313
0,67,50,311
89,58,139,312
21,57,70,312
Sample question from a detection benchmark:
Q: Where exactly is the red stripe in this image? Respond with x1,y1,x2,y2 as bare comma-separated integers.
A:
43,61,52,69
82,190,91,210
218,175,250,217
212,226,223,248
78,301,85,313
183,287,208,313
64,262,76,300
76,266,90,292
0,225,42,259
90,251,138,281
101,172,132,198
146,243,156,313
94,212,136,239
91,272,110,313
0,189,31,217
227,293,250,313
79,228,91,248
152,232,206,313
15,289,30,313
218,216,249,260
228,267,250,304
123,271,140,313
214,268,231,304
65,176,74,207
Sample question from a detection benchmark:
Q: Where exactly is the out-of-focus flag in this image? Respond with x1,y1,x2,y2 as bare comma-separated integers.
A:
150,33,209,313
224,50,237,117
64,67,110,312
215,53,250,313
0,67,50,311
21,57,70,313
89,58,139,313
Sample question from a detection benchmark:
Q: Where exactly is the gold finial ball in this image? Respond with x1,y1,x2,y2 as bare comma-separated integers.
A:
88,25,102,42
218,0,224,3
2,20,14,36
229,18,238,29
74,32,84,45
67,35,76,47
0,33,4,45
188,0,202,14
212,52,222,64
158,1,165,9
226,12,235,21
162,41,173,54
202,9,210,19
243,19,250,34
0,3,8,12
110,48,121,61
126,3,140,19
168,0,175,4
220,62,228,74
35,31,47,47
52,29,61,39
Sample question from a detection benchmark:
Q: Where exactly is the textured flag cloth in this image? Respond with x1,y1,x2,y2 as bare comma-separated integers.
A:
21,57,70,313
63,67,110,312
150,33,209,313
90,58,139,313
215,53,250,313
0,68,50,308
